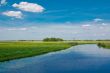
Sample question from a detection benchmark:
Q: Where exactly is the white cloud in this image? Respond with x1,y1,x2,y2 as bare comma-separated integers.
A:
0,0,7,5
7,28,28,31
2,11,23,18
12,2,45,13
101,23,107,26
0,23,110,40
81,24,91,27
93,18,103,22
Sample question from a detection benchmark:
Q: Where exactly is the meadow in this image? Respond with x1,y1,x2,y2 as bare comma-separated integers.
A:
0,40,110,62
0,41,73,62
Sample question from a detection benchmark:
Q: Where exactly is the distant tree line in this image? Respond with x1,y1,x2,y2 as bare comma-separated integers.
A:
43,37,64,41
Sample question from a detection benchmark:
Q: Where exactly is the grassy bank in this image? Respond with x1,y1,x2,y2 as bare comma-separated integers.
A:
67,40,110,44
0,42,73,62
0,40,110,62
71,40,110,49
97,42,110,49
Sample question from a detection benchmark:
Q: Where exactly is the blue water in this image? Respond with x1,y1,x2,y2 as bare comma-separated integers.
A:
0,44,110,73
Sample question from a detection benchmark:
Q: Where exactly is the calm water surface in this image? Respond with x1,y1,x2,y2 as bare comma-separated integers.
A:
0,44,110,73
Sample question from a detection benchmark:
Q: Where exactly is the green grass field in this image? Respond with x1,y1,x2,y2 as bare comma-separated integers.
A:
0,40,110,62
0,42,73,62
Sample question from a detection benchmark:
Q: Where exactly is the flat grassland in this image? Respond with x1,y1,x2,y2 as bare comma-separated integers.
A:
0,41,72,62
0,40,110,62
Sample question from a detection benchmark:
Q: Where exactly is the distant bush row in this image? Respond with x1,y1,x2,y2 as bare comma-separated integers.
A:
43,38,64,41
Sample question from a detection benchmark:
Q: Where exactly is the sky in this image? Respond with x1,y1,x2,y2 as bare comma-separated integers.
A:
0,0,110,40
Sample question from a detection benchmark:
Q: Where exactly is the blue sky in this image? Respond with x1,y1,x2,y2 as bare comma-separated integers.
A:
0,0,110,40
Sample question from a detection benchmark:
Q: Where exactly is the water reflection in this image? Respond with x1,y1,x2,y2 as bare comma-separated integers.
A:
0,44,110,73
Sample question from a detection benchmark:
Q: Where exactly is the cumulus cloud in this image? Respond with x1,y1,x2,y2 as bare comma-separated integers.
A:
12,2,45,13
2,11,23,18
0,0,7,5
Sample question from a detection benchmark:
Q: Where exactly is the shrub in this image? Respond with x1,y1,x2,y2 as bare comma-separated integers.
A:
43,37,64,41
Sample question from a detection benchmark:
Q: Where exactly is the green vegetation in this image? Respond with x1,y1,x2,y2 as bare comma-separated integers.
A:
0,42,72,62
69,40,110,49
0,40,110,62
67,40,110,44
97,42,110,49
43,38,64,41
70,40,110,49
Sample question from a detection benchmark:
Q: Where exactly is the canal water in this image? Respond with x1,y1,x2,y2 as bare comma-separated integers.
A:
0,44,110,73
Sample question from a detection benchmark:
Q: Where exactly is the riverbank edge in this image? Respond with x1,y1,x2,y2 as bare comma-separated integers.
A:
0,42,77,62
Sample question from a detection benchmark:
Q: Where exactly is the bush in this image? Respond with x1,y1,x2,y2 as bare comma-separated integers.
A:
43,38,64,41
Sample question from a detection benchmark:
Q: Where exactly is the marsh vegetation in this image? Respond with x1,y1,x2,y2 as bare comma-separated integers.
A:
97,42,110,49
